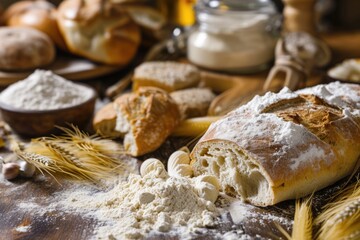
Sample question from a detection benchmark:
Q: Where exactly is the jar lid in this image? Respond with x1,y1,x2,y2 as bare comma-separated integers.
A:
196,0,277,15
195,0,279,33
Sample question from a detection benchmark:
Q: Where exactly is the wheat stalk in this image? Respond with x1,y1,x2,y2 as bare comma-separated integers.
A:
17,151,59,181
293,197,313,240
23,126,126,183
277,197,313,240
315,180,360,240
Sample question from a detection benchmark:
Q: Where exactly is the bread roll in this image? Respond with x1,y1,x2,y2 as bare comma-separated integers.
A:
57,0,141,66
114,87,180,156
0,27,55,71
191,82,360,206
170,88,216,119
133,61,201,92
4,0,67,50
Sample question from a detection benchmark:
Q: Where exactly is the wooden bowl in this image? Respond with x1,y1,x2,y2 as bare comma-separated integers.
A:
0,86,97,137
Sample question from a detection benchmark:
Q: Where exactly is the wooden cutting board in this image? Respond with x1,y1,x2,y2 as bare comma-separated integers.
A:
0,54,120,86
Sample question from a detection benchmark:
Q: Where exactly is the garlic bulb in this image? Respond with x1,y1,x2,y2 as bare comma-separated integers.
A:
194,175,220,203
140,158,167,177
167,150,193,177
2,162,20,180
19,161,36,178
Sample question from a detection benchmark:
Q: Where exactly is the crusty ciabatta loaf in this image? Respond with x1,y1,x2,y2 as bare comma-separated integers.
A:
191,82,360,206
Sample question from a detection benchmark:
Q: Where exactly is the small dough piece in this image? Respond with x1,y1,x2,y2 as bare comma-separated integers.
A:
170,88,216,119
132,61,201,92
140,158,166,177
0,27,55,71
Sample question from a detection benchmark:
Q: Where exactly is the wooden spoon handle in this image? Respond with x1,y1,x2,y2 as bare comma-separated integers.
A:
105,72,133,100
200,71,264,93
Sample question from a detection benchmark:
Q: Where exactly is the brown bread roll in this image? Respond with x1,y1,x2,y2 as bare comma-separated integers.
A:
191,82,360,206
0,26,55,71
4,0,67,50
57,0,141,66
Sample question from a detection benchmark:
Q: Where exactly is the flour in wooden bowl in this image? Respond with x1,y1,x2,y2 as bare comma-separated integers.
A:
0,70,93,110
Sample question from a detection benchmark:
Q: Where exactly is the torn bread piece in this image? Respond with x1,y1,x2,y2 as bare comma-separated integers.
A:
93,102,122,138
191,82,360,206
114,87,180,156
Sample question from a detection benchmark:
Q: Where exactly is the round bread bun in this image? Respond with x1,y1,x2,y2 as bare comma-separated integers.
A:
3,0,67,50
57,0,141,66
0,27,55,71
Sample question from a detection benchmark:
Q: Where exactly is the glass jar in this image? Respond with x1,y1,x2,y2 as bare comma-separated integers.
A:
187,0,281,73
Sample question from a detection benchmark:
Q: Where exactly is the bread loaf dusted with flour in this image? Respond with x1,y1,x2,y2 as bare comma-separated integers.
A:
191,82,360,206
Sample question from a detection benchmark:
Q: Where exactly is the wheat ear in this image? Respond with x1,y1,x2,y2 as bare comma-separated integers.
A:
315,180,360,240
276,197,313,240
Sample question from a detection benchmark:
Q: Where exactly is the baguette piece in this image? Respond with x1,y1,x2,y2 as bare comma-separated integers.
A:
191,82,360,206
114,87,180,156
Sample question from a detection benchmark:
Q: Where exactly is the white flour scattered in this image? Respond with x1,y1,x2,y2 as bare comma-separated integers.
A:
55,169,219,239
6,172,296,239
0,70,93,110
15,225,31,233
228,200,292,227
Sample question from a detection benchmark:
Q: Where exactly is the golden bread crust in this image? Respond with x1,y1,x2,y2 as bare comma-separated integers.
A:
191,82,360,206
93,102,122,138
57,0,140,65
115,87,180,156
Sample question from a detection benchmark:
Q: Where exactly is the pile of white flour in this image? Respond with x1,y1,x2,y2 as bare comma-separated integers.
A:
0,70,93,110
57,168,219,239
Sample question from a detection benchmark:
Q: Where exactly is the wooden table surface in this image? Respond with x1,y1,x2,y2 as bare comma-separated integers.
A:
1,31,360,239
0,134,354,240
